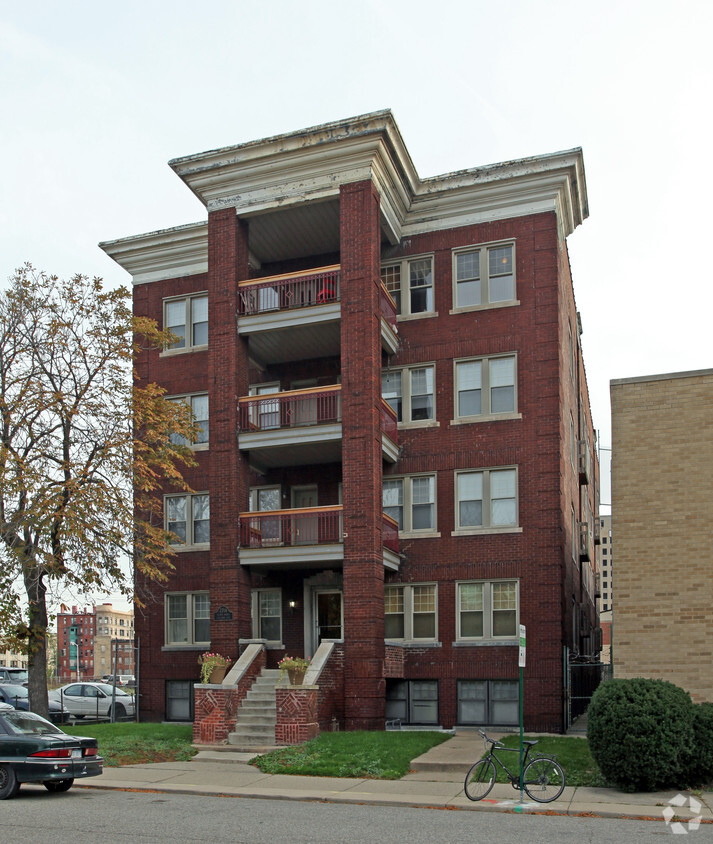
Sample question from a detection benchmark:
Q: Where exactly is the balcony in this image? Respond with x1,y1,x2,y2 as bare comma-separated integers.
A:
237,265,398,365
578,520,592,563
238,386,398,469
578,439,591,485
238,507,400,571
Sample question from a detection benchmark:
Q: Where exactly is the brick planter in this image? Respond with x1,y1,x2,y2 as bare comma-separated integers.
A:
275,686,319,745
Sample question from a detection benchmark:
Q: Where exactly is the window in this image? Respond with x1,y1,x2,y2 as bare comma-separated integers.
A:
381,256,434,317
166,680,195,721
165,592,210,646
454,355,516,419
385,584,437,641
458,680,518,725
457,580,518,640
169,394,209,447
455,468,517,531
252,589,282,643
453,243,515,309
165,493,210,547
382,365,435,424
164,294,208,351
383,475,436,534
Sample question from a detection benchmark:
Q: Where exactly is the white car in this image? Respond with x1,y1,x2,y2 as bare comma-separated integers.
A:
52,682,135,719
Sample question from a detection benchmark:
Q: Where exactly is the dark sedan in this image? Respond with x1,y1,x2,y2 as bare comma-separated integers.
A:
0,684,70,724
0,709,103,799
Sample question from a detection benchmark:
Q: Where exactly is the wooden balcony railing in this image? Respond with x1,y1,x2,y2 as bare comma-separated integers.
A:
380,284,398,333
239,507,400,556
238,385,341,433
239,506,343,548
381,399,398,444
238,265,341,316
382,513,399,554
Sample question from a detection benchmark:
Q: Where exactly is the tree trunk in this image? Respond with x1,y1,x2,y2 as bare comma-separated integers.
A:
23,565,50,720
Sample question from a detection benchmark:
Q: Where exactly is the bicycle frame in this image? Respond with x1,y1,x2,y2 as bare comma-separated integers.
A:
483,740,533,787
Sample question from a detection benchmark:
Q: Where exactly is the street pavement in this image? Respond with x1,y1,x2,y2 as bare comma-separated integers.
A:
75,730,713,826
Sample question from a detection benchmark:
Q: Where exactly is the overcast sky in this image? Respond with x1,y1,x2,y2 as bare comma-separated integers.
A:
2,1,711,609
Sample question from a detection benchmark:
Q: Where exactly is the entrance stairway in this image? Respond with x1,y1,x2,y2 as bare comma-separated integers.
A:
227,668,280,750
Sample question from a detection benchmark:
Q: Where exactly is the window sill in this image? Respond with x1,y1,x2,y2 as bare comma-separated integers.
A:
161,645,208,652
385,640,442,648
450,413,522,426
452,640,519,648
160,344,209,358
398,420,440,430
169,543,211,552
190,443,209,452
396,311,438,322
451,527,522,537
398,531,441,539
448,300,519,315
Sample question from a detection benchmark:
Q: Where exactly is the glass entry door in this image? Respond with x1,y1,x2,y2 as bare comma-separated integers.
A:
314,590,343,647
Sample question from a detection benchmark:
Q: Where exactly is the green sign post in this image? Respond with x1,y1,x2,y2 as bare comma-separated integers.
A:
519,624,526,802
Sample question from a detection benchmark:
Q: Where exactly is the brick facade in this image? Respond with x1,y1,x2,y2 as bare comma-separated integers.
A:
611,370,713,702
101,112,597,732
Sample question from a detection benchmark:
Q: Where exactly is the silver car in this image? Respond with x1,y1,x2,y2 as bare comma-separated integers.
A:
52,682,135,719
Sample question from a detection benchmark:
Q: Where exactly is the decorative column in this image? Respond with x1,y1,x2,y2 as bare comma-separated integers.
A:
339,180,386,729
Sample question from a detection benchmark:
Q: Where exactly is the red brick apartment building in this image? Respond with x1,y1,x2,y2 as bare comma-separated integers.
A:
57,604,135,682
100,111,598,733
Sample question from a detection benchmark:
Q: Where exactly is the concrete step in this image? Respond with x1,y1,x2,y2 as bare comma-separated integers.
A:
234,712,276,727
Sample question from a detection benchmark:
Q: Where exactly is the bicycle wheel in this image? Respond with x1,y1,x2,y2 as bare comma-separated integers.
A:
523,756,565,802
464,758,496,801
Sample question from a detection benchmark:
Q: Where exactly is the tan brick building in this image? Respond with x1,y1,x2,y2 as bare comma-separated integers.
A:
610,369,713,702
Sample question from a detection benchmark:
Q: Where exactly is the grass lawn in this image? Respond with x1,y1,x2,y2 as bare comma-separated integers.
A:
251,731,450,779
66,722,196,766
493,734,607,788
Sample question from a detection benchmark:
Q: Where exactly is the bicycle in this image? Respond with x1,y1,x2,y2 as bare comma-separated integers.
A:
464,729,566,803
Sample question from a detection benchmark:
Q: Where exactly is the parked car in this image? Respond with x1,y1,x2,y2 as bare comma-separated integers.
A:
0,668,28,684
0,685,70,724
118,675,136,686
53,682,135,719
0,702,13,711
0,709,103,799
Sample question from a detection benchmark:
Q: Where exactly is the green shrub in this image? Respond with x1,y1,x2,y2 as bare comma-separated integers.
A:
685,702,713,788
587,678,695,792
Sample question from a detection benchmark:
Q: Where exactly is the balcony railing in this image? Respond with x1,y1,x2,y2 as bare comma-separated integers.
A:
238,265,341,316
381,399,398,444
380,284,398,333
239,506,400,556
382,513,399,554
238,385,341,433
239,506,343,548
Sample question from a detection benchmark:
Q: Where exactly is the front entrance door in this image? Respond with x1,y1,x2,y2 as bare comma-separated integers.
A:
314,590,343,648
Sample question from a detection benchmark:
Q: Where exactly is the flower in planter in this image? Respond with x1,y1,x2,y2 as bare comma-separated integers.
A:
198,651,231,684
278,655,310,683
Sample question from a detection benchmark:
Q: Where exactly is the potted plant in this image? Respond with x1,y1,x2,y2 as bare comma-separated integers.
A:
278,655,310,685
198,652,231,684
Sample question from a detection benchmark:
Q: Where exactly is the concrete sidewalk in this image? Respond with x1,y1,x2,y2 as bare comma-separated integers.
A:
73,730,713,825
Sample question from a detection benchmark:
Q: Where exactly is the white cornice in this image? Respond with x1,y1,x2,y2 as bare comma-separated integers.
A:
99,222,208,286
100,113,588,284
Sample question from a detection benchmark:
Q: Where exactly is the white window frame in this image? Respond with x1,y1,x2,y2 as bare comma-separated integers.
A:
456,580,519,641
168,393,209,450
380,255,435,319
165,492,210,549
453,354,518,422
382,364,437,427
251,589,283,645
162,293,208,354
453,467,519,534
385,583,438,642
383,474,438,536
164,592,210,648
452,241,516,311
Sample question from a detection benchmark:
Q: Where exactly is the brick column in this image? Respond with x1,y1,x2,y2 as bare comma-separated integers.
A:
340,180,385,730
207,209,252,655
